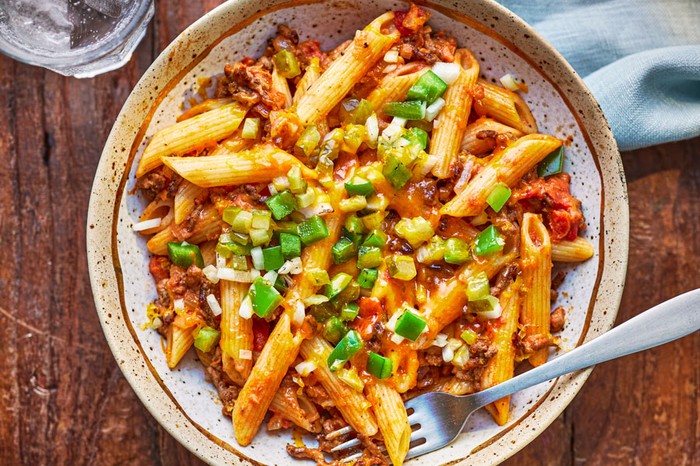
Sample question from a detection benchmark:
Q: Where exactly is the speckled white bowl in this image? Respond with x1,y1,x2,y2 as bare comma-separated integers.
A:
87,1,628,464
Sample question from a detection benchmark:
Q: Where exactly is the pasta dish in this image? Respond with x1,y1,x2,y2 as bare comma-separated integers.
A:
133,5,593,464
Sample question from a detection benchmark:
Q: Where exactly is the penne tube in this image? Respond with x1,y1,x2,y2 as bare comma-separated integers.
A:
366,382,411,466
174,180,207,224
209,130,256,155
147,204,223,255
282,183,346,316
366,63,428,116
481,280,521,425
166,319,195,369
233,313,303,446
292,58,322,105
551,236,595,262
474,79,537,134
440,134,562,217
437,377,478,396
461,117,524,156
520,213,552,367
136,102,248,176
386,347,419,394
162,144,317,188
176,97,234,122
430,49,480,178
272,68,293,108
300,336,379,436
220,281,253,379
414,251,517,348
269,387,321,433
295,12,399,124
137,197,174,235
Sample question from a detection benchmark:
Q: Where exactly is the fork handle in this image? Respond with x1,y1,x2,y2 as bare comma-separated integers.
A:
473,288,700,407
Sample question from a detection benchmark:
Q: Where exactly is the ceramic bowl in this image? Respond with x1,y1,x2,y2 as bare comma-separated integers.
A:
87,0,628,464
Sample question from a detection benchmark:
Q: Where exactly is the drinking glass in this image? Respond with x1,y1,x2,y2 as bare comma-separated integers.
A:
0,0,154,78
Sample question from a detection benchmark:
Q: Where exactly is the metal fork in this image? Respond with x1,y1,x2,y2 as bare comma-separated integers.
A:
331,288,700,462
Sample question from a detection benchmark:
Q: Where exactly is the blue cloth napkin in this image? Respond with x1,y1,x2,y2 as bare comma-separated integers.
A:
497,0,700,151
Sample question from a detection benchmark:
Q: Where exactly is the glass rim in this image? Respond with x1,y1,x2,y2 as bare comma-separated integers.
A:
0,0,153,70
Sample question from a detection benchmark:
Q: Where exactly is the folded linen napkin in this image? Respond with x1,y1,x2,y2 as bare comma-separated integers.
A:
498,0,700,151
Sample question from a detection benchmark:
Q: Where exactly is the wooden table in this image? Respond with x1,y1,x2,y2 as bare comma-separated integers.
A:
0,3,698,465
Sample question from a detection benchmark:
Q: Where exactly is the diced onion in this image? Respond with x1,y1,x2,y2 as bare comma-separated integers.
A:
366,114,379,143
202,265,219,284
217,268,260,283
216,253,227,269
251,247,264,270
425,97,445,122
132,217,162,232
391,116,407,128
499,73,521,92
299,203,334,218
442,345,454,362
268,183,278,195
381,123,403,144
219,232,233,243
384,50,399,63
453,158,474,194
173,298,184,312
239,294,253,319
382,64,398,74
295,360,317,376
206,294,222,316
263,270,278,285
432,62,461,85
452,346,470,367
477,301,503,320
386,310,402,332
391,333,405,344
279,258,302,275
292,301,306,327
303,294,329,306
239,349,253,360
433,333,448,348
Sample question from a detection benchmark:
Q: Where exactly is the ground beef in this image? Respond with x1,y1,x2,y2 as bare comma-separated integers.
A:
286,445,327,465
206,350,240,416
135,170,167,199
423,346,444,366
521,334,552,354
155,279,170,308
149,256,171,282
222,56,286,112
490,263,519,297
550,307,566,333
268,24,327,69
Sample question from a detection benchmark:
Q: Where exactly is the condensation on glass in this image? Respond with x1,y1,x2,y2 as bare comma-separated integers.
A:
0,0,153,78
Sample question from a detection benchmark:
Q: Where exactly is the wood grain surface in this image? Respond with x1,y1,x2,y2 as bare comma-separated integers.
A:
0,2,697,465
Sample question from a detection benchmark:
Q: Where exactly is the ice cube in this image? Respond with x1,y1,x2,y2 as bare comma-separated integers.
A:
84,0,123,19
6,0,73,52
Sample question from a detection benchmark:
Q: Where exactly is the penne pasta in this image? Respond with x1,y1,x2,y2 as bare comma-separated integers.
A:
147,204,223,255
137,197,174,235
461,117,524,156
366,382,411,466
520,213,552,367
174,180,207,224
430,49,480,178
387,347,419,394
233,313,303,446
220,280,253,379
295,12,399,124
166,317,196,369
440,134,562,217
551,236,595,262
474,79,538,134
272,68,293,108
366,63,428,116
269,388,321,433
300,336,379,436
176,97,234,122
481,280,521,425
414,251,517,348
292,58,321,105
136,102,248,176
208,130,256,155
162,144,317,188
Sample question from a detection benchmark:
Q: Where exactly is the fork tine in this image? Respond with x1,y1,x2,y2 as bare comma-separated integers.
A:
340,451,362,463
330,436,362,452
326,425,354,440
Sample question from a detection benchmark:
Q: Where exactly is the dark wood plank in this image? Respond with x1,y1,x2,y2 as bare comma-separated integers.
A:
0,0,698,464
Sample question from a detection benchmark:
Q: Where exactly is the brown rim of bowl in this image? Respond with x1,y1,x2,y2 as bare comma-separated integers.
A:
87,1,629,464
